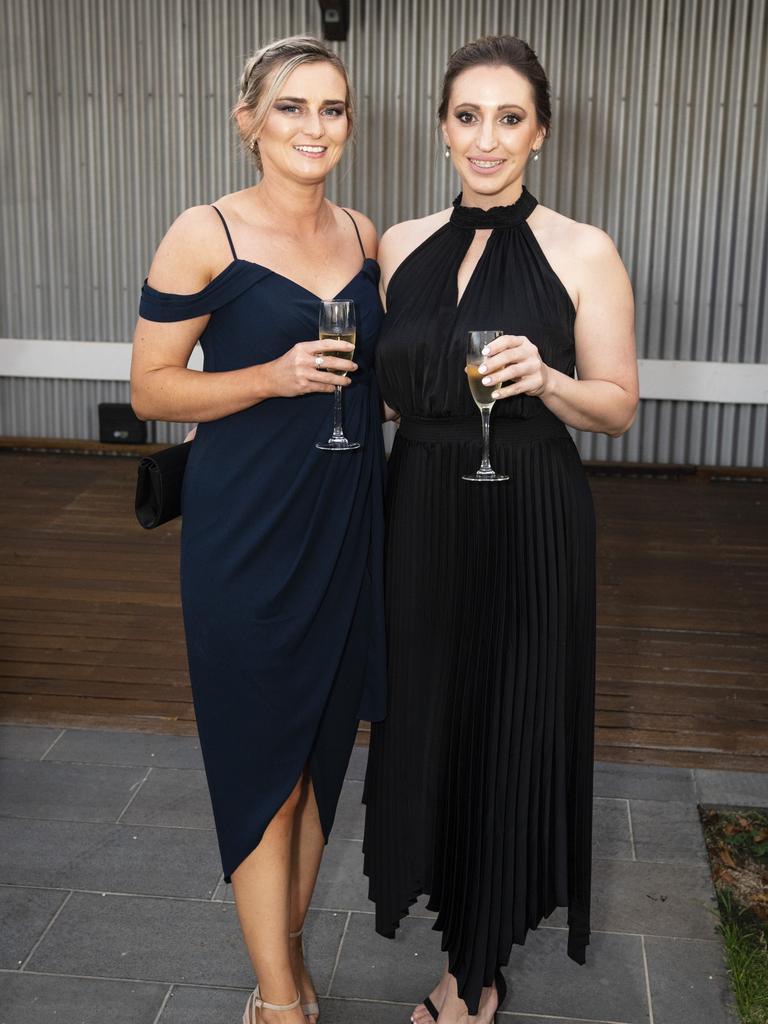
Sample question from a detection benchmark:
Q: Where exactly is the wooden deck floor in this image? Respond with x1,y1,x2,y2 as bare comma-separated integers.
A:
0,448,766,770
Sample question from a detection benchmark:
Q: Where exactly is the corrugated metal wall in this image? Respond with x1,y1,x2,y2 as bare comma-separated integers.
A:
1,0,766,461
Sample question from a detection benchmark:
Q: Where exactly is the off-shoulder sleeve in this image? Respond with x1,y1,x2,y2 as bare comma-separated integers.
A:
138,262,270,322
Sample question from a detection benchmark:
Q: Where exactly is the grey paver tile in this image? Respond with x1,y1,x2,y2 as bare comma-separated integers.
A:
346,745,369,782
303,908,350,994
644,935,739,1024
411,894,437,920
593,798,633,860
120,768,214,829
319,998,413,1022
0,724,63,760
313,838,370,912
211,877,231,902
0,886,69,970
499,1017,624,1023
161,990,414,1024
333,780,365,840
26,894,346,992
156,984,249,1023
498,927,649,1023
629,800,709,865
332,913,649,1023
26,891,253,985
694,768,768,807
328,913,445,1002
0,761,148,822
588,859,718,939
0,817,221,898
44,729,204,769
593,762,695,802
0,970,168,1024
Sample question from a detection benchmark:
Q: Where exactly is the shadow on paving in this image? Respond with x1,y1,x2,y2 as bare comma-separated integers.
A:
2,724,763,1023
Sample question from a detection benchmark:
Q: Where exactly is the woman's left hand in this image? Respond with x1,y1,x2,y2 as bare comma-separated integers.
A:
475,334,551,400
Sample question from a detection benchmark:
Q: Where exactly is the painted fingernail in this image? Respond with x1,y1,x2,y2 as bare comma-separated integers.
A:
492,391,500,399
478,364,487,373
482,376,492,386
481,346,490,355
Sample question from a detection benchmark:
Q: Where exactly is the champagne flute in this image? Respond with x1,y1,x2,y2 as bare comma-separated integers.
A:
315,300,361,452
462,330,509,482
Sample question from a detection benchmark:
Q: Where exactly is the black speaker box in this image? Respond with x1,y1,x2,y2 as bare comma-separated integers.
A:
98,403,147,444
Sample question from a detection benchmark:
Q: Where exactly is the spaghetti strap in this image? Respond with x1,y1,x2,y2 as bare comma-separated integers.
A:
342,209,366,259
211,205,238,261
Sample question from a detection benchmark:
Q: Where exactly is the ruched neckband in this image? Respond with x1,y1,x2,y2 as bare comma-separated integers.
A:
450,186,538,230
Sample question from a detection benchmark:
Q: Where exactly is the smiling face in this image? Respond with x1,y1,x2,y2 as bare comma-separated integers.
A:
441,63,546,206
244,60,351,184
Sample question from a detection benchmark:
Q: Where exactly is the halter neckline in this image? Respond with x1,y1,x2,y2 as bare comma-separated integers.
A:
450,187,538,229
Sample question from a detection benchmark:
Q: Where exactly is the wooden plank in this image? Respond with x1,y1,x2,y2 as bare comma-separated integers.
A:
0,693,196,724
0,449,766,773
0,661,188,687
2,677,191,703
594,746,768,772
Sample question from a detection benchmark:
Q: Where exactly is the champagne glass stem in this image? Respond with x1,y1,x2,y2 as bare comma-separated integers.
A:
480,407,493,472
331,385,344,438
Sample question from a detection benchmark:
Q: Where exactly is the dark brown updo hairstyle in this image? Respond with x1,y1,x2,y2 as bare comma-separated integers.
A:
438,35,552,138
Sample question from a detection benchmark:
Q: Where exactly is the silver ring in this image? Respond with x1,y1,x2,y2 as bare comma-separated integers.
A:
315,355,324,368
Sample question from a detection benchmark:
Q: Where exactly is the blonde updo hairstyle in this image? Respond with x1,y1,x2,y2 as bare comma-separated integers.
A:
233,35,355,171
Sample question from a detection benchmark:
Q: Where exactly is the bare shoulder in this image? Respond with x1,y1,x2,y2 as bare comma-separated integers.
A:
379,208,452,287
532,205,620,262
147,204,232,293
340,205,378,259
381,208,451,252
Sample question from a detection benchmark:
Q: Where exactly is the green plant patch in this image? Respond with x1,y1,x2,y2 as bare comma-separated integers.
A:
701,807,768,1024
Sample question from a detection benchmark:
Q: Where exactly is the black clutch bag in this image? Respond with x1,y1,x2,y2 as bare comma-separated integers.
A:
135,441,192,529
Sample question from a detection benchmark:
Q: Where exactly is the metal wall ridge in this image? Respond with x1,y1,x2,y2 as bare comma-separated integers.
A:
1,0,766,464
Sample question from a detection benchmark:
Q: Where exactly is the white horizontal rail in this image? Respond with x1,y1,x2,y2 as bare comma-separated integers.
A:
0,339,766,404
0,339,203,380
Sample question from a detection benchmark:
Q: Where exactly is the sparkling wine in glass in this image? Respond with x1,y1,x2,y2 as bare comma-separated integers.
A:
316,300,361,451
462,330,509,482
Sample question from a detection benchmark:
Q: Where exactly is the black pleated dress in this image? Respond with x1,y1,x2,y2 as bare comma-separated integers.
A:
362,188,596,1013
139,208,387,884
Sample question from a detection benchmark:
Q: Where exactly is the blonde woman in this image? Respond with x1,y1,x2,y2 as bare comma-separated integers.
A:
131,37,386,1024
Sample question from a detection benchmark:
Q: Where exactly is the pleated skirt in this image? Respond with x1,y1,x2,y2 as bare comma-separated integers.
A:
362,410,596,1014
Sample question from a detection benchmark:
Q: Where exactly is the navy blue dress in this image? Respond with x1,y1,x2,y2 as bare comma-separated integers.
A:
139,207,386,883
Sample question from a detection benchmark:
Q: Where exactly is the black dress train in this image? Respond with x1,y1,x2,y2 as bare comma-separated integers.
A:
362,188,596,1013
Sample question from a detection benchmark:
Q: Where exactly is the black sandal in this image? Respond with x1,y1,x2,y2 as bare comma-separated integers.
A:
422,996,439,1021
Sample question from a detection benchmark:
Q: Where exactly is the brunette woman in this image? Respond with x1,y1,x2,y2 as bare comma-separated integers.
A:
131,36,385,1024
362,35,638,1024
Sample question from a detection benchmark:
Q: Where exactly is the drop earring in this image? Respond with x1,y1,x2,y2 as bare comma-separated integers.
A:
249,136,258,153
444,146,451,159
531,149,540,162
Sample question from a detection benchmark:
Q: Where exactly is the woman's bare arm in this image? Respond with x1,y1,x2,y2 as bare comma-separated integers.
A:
481,226,638,437
130,207,354,422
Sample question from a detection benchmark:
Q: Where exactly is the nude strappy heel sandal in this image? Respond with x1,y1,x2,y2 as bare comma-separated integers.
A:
242,986,301,1024
289,928,320,1019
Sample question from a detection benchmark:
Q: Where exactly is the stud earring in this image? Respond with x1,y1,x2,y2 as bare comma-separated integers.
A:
444,146,450,159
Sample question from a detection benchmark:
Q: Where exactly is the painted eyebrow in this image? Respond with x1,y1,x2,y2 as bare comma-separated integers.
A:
274,96,346,104
454,102,527,112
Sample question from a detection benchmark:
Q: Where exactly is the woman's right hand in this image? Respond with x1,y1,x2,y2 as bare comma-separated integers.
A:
264,340,357,397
